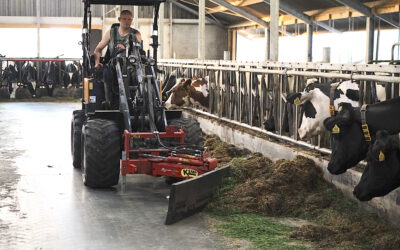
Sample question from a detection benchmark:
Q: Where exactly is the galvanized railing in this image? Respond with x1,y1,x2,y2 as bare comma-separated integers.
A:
158,59,400,153
0,57,82,87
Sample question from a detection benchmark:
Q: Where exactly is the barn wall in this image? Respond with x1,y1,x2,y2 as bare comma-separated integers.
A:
171,24,228,59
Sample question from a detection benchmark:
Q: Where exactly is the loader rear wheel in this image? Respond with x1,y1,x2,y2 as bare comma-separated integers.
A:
82,119,120,188
71,110,85,169
169,117,203,147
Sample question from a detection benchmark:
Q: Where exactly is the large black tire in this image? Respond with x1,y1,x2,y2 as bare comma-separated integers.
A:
165,117,203,184
169,117,204,147
82,119,120,188
71,110,85,169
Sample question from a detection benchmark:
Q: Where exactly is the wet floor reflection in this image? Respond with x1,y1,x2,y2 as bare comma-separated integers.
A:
0,102,222,250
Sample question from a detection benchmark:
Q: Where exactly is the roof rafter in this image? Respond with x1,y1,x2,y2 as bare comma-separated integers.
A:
210,0,269,27
210,0,295,35
168,0,226,28
334,0,399,28
263,0,342,33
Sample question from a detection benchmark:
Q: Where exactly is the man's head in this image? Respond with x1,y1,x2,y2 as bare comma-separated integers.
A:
118,10,133,29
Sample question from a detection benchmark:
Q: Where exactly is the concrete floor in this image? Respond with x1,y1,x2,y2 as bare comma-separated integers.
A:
0,102,225,250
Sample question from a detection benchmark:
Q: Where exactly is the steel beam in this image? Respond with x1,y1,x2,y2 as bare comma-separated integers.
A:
335,0,399,29
211,0,269,27
168,0,225,28
263,0,342,33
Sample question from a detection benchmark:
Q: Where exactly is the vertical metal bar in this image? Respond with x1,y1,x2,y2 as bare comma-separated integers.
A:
159,3,165,59
36,0,40,58
365,17,375,63
198,0,205,59
270,0,279,61
307,24,313,62
265,27,270,60
169,2,173,58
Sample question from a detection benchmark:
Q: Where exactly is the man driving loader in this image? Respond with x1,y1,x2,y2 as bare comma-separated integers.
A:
94,9,142,69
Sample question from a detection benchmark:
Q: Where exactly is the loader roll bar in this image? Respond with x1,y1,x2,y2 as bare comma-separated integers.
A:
84,0,165,6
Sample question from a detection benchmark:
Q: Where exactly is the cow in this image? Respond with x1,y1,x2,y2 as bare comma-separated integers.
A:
323,97,400,175
285,79,359,139
42,61,61,96
2,62,19,98
164,76,209,110
64,61,81,88
21,61,37,97
353,130,400,201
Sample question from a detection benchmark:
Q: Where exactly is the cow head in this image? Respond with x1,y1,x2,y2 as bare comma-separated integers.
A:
165,78,192,109
286,80,330,139
323,103,369,174
165,77,209,110
353,130,400,201
188,77,209,108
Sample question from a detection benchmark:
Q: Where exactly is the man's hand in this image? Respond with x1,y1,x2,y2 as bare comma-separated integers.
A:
95,62,103,69
115,44,126,50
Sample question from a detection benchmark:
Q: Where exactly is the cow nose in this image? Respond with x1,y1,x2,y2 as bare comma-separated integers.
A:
298,128,306,139
353,187,359,198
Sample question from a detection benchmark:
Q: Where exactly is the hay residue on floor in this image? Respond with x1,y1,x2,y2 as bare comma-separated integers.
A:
205,135,400,250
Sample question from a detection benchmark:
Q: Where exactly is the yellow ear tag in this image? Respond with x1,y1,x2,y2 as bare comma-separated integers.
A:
294,97,301,105
379,151,385,162
332,124,340,134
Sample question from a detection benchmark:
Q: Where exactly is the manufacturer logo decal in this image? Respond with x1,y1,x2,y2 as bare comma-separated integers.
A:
181,169,198,178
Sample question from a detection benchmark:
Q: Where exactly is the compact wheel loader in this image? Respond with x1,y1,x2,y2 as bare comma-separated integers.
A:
70,0,229,225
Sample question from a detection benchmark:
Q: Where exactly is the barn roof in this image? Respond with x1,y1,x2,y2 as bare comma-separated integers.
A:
169,0,399,34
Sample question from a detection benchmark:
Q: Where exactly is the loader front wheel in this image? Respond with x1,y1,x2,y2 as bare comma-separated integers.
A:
71,110,85,169
169,117,203,147
82,119,120,188
166,118,203,184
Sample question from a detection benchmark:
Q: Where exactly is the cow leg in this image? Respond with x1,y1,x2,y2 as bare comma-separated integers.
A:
10,82,18,99
26,82,36,97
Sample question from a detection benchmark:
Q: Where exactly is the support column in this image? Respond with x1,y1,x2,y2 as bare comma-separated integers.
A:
133,6,139,30
232,30,237,60
365,17,375,63
228,29,232,60
270,0,279,61
102,5,106,35
36,0,40,57
198,0,205,59
306,24,313,62
264,27,270,60
169,3,173,58
159,3,164,59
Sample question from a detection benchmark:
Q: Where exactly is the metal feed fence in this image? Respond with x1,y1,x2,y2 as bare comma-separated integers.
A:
158,59,400,153
0,57,82,88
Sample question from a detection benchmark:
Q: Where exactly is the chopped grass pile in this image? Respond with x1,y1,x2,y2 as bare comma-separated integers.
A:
205,135,400,250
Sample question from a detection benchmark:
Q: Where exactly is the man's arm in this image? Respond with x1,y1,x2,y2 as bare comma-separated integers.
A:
94,30,111,68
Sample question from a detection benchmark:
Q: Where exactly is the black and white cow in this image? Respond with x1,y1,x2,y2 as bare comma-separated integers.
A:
353,130,400,201
2,62,19,98
286,79,359,139
42,61,61,96
64,61,81,88
323,97,400,175
165,76,209,110
21,61,37,97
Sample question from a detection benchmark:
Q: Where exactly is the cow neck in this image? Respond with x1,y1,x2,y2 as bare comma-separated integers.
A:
329,82,340,116
360,104,372,142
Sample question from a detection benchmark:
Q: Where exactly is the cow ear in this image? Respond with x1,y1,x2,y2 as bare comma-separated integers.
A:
204,76,209,83
183,79,192,88
286,92,302,105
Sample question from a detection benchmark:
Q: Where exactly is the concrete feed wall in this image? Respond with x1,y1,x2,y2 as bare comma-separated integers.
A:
183,110,400,227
